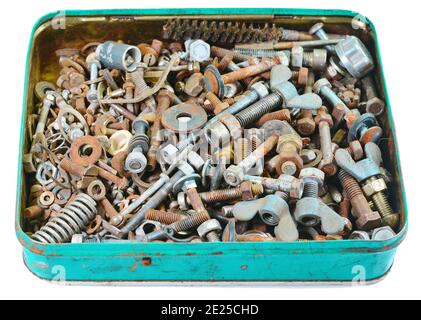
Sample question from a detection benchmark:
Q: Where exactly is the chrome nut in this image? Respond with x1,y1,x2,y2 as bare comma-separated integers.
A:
362,178,387,197
371,226,396,241
197,219,222,238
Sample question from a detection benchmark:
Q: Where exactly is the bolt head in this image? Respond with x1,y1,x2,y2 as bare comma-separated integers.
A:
355,211,382,231
197,219,222,238
125,150,147,174
224,165,245,186
87,89,98,103
309,23,324,35
188,40,210,62
313,78,331,94
251,81,269,98
297,117,316,136
299,168,325,186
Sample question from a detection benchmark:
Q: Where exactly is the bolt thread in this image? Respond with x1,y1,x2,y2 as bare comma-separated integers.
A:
234,138,251,163
171,212,210,233
372,192,394,219
235,92,282,127
206,231,221,242
145,209,184,225
338,170,362,200
256,109,291,126
303,180,318,198
199,183,263,203
211,46,251,62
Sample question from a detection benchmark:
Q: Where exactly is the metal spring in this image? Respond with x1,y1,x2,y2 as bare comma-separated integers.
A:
162,19,284,44
32,194,97,244
235,92,282,127
233,48,290,59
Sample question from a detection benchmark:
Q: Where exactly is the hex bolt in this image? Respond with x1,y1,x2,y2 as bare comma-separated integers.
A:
145,209,184,225
338,170,382,231
362,176,399,229
309,23,336,53
125,117,150,174
206,91,230,114
173,174,211,218
204,58,280,98
224,134,279,186
146,90,174,172
197,219,222,242
123,75,137,114
276,133,303,176
86,53,101,103
361,76,385,116
296,71,316,136
315,106,337,176
243,174,304,200
256,109,291,127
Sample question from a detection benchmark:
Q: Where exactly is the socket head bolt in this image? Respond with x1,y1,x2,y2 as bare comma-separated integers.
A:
371,226,396,241
197,219,222,242
349,230,371,240
335,36,374,79
348,113,383,145
185,39,211,62
96,41,142,72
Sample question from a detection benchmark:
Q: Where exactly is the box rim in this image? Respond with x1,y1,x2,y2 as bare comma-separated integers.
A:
16,8,409,257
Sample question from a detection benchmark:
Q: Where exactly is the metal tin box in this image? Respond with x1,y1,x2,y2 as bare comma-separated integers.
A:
16,8,408,283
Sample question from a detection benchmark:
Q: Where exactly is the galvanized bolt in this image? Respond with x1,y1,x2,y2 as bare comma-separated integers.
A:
315,106,337,176
361,76,385,116
309,23,336,53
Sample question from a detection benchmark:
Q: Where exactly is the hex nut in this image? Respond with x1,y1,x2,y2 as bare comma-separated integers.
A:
349,231,371,240
197,219,222,238
362,178,387,197
291,46,304,68
372,226,396,241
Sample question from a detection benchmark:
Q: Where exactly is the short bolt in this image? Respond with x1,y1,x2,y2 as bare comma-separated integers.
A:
361,76,385,116
197,219,222,242
338,169,382,231
315,106,337,176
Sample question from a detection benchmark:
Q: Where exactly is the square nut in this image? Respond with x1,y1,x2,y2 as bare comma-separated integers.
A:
362,178,387,197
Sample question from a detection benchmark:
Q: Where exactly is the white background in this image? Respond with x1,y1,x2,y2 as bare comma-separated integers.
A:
0,0,419,300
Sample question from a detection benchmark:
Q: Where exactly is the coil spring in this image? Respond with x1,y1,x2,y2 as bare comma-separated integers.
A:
235,92,282,127
32,194,97,244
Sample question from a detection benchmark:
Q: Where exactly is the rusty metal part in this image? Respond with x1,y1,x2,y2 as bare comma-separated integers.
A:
145,209,184,225
161,103,208,133
256,109,291,127
69,135,102,166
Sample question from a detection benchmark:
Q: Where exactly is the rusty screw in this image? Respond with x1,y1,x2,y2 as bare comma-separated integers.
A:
338,170,382,231
315,106,337,176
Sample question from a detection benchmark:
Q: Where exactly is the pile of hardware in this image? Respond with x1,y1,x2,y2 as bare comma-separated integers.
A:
23,21,399,244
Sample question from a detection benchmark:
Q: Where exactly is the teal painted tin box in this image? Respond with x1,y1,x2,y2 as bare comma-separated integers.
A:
16,8,408,283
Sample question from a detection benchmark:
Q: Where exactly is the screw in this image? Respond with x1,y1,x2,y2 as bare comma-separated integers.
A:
276,133,303,176
123,75,137,115
191,182,264,204
361,76,385,116
211,46,251,62
315,106,337,176
309,23,336,53
225,134,279,186
145,209,184,225
86,53,101,103
338,170,382,231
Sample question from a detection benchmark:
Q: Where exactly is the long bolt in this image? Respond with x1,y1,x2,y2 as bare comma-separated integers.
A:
147,90,173,172
119,170,185,237
316,106,337,176
145,209,184,225
309,23,336,53
338,170,382,231
296,71,316,136
256,109,291,127
195,183,264,204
